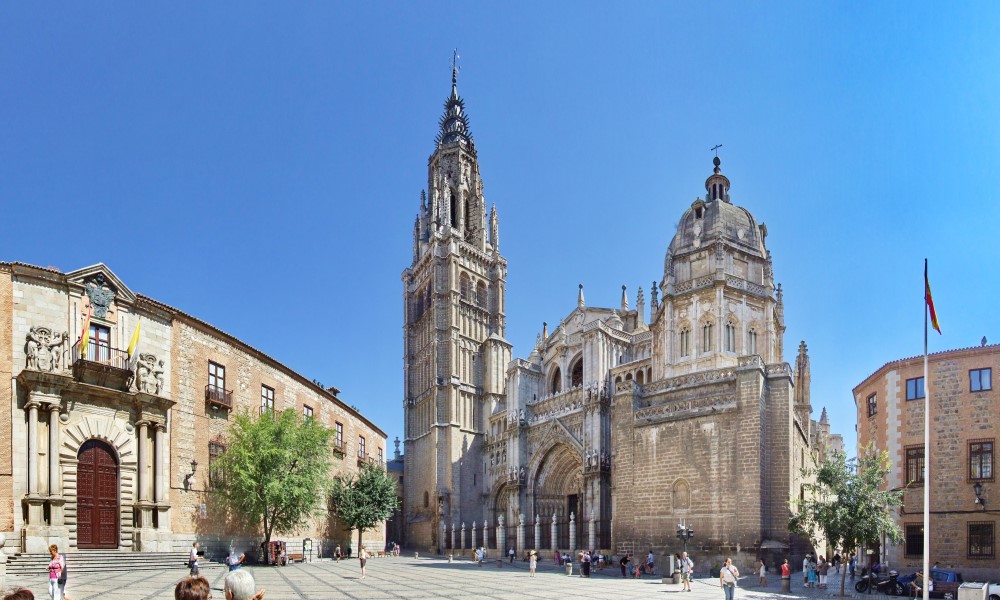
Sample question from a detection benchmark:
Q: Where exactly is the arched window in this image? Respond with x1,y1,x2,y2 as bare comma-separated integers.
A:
614,375,622,385
679,328,690,357
702,322,713,352
672,479,691,510
747,328,757,355
636,370,644,384
476,281,487,308
625,373,633,381
724,322,736,352
459,273,471,300
570,357,583,387
550,367,562,395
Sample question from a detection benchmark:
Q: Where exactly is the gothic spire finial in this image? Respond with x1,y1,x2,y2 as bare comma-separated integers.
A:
451,48,460,97
436,51,473,147
578,284,585,308
620,285,628,311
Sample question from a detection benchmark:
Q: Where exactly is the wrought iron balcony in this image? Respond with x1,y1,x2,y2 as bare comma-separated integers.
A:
332,439,345,456
205,384,233,410
72,340,131,390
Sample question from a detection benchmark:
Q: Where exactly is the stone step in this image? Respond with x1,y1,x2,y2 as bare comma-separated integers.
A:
6,552,217,576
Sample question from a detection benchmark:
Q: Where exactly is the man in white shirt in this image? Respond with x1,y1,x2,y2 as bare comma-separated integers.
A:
189,542,200,576
681,551,694,591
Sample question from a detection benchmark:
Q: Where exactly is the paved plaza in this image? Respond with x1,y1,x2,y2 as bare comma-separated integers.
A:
3,555,865,600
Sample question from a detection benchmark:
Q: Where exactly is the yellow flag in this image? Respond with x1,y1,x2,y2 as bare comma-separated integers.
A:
79,306,92,358
127,319,141,358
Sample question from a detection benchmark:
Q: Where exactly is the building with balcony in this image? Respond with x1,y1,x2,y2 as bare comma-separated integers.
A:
0,261,387,555
854,344,998,580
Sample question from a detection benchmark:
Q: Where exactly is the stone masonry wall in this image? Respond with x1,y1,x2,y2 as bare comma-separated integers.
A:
0,266,14,534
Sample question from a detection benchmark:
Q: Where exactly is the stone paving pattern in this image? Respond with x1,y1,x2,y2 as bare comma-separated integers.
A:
3,556,866,600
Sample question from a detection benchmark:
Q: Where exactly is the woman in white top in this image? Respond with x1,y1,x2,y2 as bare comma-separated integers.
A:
720,557,740,600
359,545,369,579
758,559,767,586
528,550,537,577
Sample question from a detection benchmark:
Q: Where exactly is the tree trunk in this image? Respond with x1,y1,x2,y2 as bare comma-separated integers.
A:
840,561,847,596
357,528,364,557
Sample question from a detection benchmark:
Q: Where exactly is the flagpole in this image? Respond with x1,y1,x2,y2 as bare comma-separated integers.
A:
922,259,930,600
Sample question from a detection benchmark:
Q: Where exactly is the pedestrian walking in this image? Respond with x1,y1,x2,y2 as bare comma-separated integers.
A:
720,557,740,600
782,559,791,590
47,544,64,600
335,544,342,562
758,558,767,586
819,556,829,588
681,551,694,592
849,554,856,579
620,553,630,578
803,554,810,586
508,546,515,563
646,550,655,575
528,550,538,577
807,557,817,588
189,542,200,576
582,551,591,577
359,545,369,579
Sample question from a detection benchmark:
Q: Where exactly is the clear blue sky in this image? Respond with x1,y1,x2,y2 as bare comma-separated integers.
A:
3,3,999,455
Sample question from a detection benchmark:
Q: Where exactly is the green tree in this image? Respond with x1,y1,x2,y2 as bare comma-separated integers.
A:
329,461,399,553
215,408,333,552
789,447,903,596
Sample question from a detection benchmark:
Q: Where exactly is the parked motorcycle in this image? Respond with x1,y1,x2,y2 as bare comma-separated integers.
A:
856,570,906,595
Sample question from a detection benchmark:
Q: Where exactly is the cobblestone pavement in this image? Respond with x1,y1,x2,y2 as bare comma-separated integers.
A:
2,555,867,600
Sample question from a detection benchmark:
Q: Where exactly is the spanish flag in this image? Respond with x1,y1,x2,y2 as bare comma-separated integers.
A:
924,259,941,334
79,306,93,357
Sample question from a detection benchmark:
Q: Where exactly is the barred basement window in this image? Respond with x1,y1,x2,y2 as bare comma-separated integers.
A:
968,522,994,559
906,446,925,485
905,524,923,557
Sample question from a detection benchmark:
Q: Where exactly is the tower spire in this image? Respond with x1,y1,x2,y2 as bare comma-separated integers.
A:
437,50,473,147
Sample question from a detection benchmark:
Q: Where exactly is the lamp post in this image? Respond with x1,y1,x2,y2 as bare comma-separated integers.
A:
676,523,694,555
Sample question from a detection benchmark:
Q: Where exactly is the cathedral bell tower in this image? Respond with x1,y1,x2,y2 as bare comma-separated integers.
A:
402,62,511,552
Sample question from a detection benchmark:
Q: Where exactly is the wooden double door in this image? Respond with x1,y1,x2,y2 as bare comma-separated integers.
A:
77,439,119,548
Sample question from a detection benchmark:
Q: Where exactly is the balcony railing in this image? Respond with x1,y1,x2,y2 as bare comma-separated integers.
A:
333,439,345,456
72,340,130,370
205,384,233,410
71,340,132,390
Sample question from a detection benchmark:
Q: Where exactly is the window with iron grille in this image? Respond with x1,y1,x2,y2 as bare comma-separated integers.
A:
906,446,924,485
867,393,878,417
906,377,924,401
905,524,923,557
970,368,992,392
967,521,994,559
970,439,994,481
209,441,226,489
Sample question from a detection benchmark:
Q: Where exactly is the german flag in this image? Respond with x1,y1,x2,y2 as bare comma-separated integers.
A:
925,259,941,334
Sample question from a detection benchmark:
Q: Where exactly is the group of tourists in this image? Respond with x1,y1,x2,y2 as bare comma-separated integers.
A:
175,571,266,600
802,553,836,588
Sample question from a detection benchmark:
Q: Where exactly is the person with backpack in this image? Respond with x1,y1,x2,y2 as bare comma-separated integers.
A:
720,557,740,600
681,551,694,591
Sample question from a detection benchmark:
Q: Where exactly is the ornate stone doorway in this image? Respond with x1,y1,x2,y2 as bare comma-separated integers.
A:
533,444,583,549
77,439,119,549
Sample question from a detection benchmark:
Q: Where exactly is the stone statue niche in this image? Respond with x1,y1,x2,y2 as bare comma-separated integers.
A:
134,353,165,395
25,326,69,372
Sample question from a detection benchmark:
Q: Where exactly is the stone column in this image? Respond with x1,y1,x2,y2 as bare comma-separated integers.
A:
153,424,165,503
450,523,456,551
588,510,596,550
516,513,525,554
497,516,506,554
482,519,489,550
460,522,466,550
136,421,149,502
26,401,40,497
439,521,446,554
569,512,576,551
47,404,61,496
551,512,558,551
533,514,541,551
471,521,477,551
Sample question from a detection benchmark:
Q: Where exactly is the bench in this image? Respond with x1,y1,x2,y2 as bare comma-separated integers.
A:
288,553,304,563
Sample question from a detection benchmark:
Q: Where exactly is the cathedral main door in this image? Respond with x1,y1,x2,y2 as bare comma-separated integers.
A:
76,440,119,549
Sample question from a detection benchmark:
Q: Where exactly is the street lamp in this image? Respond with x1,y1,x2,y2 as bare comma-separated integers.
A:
973,482,986,510
676,523,695,554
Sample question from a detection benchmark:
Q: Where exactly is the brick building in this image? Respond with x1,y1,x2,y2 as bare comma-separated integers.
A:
854,344,997,580
402,68,841,568
0,261,386,557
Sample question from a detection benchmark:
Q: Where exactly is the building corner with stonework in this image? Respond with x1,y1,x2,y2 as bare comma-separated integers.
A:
0,261,388,558
854,344,997,581
402,70,844,571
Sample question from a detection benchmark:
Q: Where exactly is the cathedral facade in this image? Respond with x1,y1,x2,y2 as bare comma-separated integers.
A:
402,71,839,565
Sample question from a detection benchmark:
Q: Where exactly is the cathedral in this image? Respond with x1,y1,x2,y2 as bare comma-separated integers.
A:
402,68,840,566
